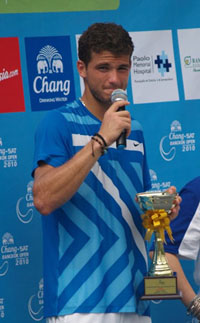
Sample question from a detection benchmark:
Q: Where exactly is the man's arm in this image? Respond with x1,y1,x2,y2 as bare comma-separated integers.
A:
148,250,196,307
165,252,196,306
33,139,102,215
165,253,200,321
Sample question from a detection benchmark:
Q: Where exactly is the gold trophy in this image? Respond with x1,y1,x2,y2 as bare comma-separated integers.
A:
136,191,181,300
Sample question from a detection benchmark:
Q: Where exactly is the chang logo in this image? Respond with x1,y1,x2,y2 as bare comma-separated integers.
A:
16,181,34,224
170,120,182,132
2,232,14,245
37,45,63,74
28,278,44,321
33,45,69,96
154,50,172,76
25,36,75,111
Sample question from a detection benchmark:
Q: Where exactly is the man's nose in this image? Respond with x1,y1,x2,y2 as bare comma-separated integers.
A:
108,69,119,83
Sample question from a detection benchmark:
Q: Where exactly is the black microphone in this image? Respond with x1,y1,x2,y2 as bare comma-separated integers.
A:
111,89,127,149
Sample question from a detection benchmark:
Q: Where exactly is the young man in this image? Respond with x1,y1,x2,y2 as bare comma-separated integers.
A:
32,23,180,323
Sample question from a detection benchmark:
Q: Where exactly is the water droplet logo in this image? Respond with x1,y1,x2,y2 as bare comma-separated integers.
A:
159,120,182,161
28,279,44,321
16,181,34,223
0,261,8,276
160,135,176,161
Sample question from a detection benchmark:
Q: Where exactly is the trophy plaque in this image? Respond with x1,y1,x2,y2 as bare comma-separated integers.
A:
136,191,181,300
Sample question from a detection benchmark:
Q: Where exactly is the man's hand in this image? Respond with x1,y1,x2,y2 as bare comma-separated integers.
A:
99,99,131,147
166,186,182,221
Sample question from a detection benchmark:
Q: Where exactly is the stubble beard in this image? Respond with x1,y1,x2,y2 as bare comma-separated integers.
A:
89,86,112,109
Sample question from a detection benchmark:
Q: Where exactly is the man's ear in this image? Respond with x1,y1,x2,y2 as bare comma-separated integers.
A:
77,60,87,78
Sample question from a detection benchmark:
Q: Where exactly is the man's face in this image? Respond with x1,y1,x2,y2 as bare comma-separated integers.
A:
79,51,131,105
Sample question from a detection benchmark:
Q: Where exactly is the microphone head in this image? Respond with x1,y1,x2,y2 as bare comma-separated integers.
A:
111,89,127,103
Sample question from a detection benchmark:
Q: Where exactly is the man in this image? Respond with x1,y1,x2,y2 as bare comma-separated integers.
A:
32,22,180,323
163,177,200,322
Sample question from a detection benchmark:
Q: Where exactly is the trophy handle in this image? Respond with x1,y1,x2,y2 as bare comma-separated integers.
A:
149,231,173,277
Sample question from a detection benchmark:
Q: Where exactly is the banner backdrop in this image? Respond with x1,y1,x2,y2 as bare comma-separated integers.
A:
0,0,200,322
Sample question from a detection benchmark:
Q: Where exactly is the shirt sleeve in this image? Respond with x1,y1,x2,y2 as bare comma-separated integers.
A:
32,109,71,177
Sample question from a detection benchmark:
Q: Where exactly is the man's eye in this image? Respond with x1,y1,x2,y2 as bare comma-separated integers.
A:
98,66,108,71
119,66,129,71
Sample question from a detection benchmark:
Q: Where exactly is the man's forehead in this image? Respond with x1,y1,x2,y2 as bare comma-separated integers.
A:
90,50,131,64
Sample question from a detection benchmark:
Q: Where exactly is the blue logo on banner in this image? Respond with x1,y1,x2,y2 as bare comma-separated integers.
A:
154,50,172,76
25,36,76,111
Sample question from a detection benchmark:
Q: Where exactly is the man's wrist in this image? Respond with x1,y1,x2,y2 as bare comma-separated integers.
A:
187,294,200,320
91,133,108,157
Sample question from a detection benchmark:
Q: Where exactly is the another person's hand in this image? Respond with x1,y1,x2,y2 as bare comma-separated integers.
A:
166,186,182,221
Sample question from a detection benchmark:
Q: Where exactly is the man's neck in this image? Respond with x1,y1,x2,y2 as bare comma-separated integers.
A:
80,94,108,121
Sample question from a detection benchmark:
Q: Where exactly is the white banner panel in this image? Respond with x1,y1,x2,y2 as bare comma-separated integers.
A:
178,28,200,100
129,30,179,104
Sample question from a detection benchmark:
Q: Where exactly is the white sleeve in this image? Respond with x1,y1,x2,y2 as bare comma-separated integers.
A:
179,203,200,260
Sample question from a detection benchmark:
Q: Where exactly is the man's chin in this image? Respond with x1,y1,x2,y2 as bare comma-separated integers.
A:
101,98,112,107
95,95,111,105
91,90,112,106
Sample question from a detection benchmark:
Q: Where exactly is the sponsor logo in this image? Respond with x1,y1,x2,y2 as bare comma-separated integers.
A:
178,29,200,100
159,120,196,161
184,56,192,66
28,278,44,321
25,36,75,111
36,45,64,74
0,232,29,274
129,30,179,104
0,233,11,276
154,51,172,76
132,55,152,76
16,181,34,224
0,37,25,113
150,169,171,191
183,55,200,72
132,50,172,78
0,137,18,169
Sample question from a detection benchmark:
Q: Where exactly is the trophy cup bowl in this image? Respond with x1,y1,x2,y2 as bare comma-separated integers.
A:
136,190,181,300
137,191,176,213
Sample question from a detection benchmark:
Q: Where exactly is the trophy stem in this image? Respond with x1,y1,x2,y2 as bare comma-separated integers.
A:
149,231,173,277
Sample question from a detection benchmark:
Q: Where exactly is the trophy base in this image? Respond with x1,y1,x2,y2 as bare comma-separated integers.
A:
141,274,182,300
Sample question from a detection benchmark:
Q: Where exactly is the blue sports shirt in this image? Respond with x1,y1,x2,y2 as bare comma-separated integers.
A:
32,100,151,318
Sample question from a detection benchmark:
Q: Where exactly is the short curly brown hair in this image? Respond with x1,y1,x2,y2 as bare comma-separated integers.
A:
78,22,134,66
